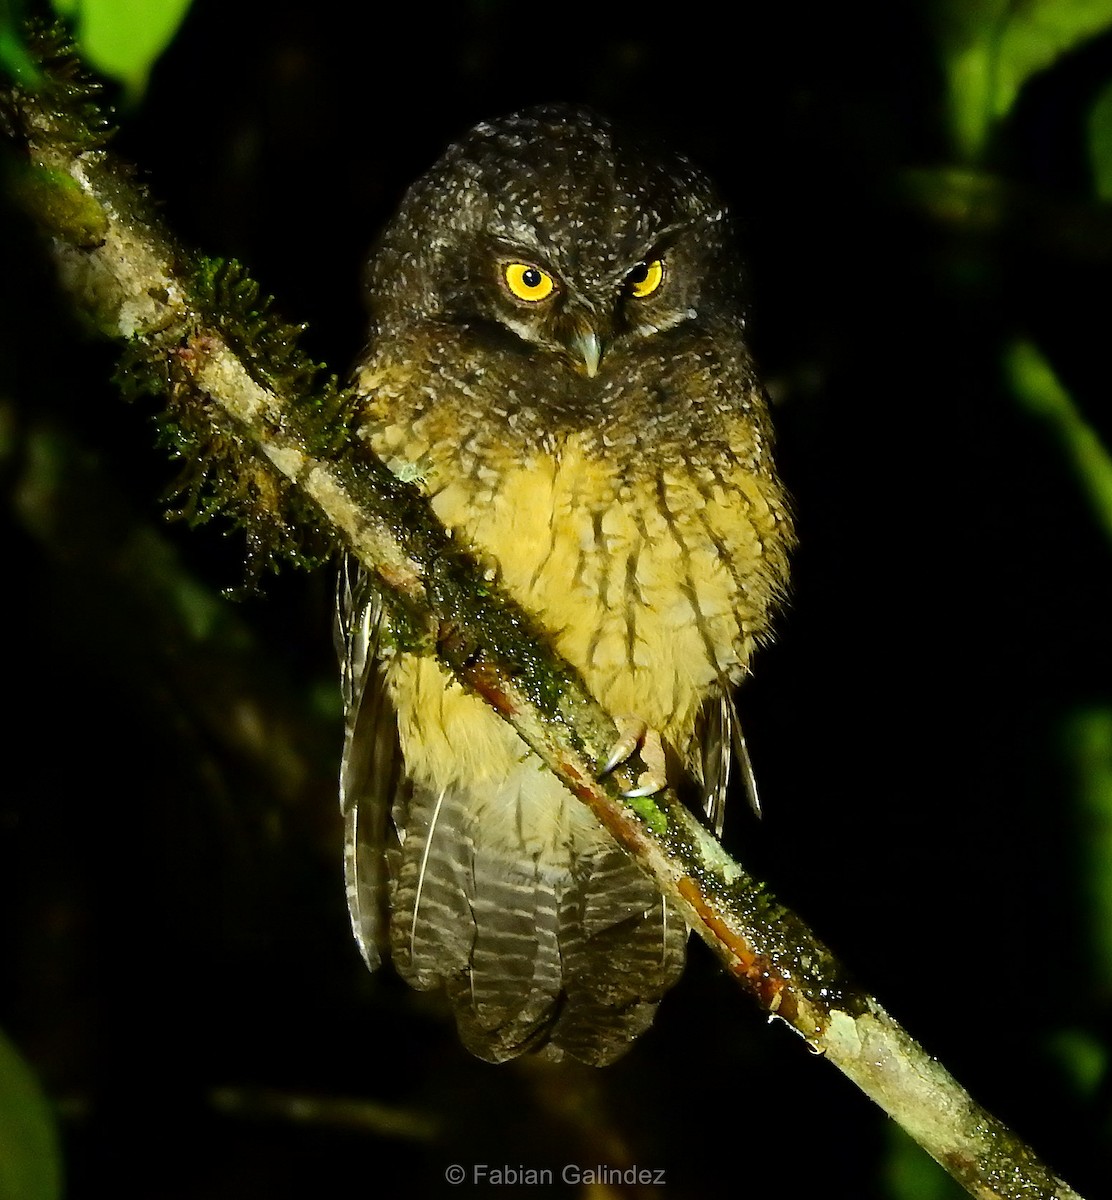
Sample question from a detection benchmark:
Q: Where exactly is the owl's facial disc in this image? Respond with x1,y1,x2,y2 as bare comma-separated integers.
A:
496,256,603,376
494,251,676,377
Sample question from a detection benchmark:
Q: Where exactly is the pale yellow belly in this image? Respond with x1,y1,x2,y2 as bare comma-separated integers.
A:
385,434,770,835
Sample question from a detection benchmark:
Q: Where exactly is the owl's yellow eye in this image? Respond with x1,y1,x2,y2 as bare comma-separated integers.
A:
503,262,556,303
627,258,665,299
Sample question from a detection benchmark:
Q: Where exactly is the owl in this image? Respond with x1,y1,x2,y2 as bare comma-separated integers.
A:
337,105,793,1065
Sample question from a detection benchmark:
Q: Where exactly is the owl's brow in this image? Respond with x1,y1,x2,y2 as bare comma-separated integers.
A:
586,218,704,291
633,218,703,260
484,215,706,288
486,234,557,269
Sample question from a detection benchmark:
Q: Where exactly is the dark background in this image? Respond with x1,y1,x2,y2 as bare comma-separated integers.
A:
2,1,1111,1196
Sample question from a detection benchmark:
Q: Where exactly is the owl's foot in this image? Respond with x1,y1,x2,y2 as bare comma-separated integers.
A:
600,717,668,797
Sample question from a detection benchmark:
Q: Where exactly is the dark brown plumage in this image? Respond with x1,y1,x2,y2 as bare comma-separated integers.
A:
337,106,793,1064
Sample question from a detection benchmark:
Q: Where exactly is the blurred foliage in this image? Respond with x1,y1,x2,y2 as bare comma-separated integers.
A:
0,1,38,83
1089,76,1112,196
1006,340,1112,542
884,1124,966,1200
0,1027,62,1200
2,2,1112,1198
934,0,1112,160
49,0,194,100
1066,709,1112,987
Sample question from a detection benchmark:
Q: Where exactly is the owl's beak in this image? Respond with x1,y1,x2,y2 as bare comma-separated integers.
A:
571,329,602,378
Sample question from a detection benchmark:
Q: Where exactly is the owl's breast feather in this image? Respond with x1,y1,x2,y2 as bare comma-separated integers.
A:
376,420,787,803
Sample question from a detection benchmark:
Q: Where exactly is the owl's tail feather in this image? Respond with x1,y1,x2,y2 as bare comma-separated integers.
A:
549,849,687,1064
451,852,567,1062
391,782,686,1064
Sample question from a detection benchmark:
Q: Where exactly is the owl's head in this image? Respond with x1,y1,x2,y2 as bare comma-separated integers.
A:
366,106,741,378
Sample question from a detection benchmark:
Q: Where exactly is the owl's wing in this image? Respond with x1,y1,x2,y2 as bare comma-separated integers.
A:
335,554,406,972
694,681,760,834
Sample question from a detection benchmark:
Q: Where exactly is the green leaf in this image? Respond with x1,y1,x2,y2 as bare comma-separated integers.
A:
1005,339,1112,545
1088,78,1112,199
993,1,1112,119
50,0,194,101
1063,709,1112,987
883,1123,966,1200
0,1,43,86
1045,1027,1109,1097
933,0,1112,160
933,0,1009,161
0,1028,63,1200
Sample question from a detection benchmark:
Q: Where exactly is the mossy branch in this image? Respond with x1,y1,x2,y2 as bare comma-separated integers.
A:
1,29,1084,1200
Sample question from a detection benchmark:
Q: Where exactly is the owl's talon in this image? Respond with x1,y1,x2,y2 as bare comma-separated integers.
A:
622,780,664,799
600,717,668,797
599,716,646,778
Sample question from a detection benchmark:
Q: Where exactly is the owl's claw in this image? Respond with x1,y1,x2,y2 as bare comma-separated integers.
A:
600,717,644,778
599,717,668,797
